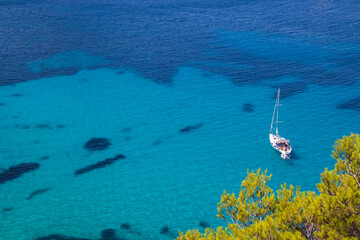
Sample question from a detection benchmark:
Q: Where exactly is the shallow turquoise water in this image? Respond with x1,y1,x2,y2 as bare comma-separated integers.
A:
1,63,360,239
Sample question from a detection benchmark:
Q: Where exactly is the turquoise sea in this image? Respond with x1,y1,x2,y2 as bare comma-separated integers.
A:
1,0,360,239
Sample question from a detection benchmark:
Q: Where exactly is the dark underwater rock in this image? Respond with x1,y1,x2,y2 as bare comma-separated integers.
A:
199,220,210,228
101,229,117,239
160,225,169,235
160,225,177,238
243,103,254,112
26,187,52,200
40,156,50,160
2,207,13,212
0,163,40,184
122,127,131,133
75,154,126,176
121,223,131,230
179,123,204,133
120,222,141,236
83,138,112,151
336,96,360,111
11,93,23,97
36,123,51,129
34,234,92,240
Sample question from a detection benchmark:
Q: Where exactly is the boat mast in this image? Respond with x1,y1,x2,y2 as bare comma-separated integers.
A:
275,88,280,136
270,88,279,134
270,88,281,135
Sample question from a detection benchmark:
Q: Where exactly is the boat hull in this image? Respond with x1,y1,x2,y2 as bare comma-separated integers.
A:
269,134,292,159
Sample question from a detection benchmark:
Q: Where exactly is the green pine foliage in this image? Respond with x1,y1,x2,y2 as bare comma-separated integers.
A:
177,134,360,240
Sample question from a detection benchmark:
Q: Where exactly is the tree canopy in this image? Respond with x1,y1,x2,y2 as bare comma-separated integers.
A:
177,133,360,240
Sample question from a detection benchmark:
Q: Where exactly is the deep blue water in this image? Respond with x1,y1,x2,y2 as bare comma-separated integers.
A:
2,0,360,86
1,0,360,239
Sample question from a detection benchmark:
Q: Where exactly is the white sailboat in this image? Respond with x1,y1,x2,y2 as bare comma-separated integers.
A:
269,88,292,159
